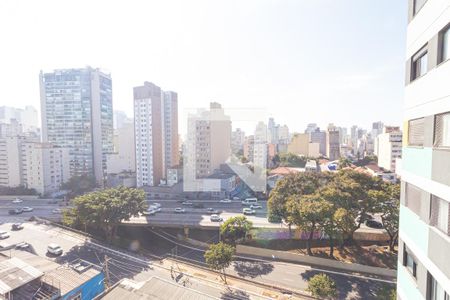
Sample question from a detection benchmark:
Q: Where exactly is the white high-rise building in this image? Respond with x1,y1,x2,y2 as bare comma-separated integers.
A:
163,91,179,175
134,82,163,187
376,127,402,172
40,67,113,184
107,120,136,174
0,136,24,187
21,142,70,195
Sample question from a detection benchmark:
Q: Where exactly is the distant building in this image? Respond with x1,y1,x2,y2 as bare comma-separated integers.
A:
376,127,402,172
134,82,164,187
21,142,70,195
310,128,326,156
107,121,135,174
167,167,183,186
305,123,318,134
231,128,245,154
40,67,113,184
326,129,340,161
185,102,231,179
0,136,25,187
0,105,39,133
372,121,384,137
288,133,320,157
162,91,179,176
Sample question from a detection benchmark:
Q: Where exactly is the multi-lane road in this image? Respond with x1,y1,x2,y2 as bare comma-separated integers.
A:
0,198,63,222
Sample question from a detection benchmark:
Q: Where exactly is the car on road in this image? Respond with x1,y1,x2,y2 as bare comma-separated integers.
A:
219,199,232,203
243,208,256,215
149,205,161,212
152,203,162,209
12,223,24,230
0,231,10,239
143,209,156,216
12,198,23,203
47,199,58,204
47,243,63,256
250,204,262,209
52,208,62,214
22,207,33,212
181,201,193,206
207,208,219,214
193,203,204,208
365,219,383,229
242,198,258,206
174,208,186,213
8,209,18,215
232,197,240,200
210,214,223,222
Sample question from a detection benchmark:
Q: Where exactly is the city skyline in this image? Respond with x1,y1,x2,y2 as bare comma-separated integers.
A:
0,0,406,133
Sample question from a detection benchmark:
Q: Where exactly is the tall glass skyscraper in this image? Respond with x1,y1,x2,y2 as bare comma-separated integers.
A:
39,67,113,184
397,0,450,299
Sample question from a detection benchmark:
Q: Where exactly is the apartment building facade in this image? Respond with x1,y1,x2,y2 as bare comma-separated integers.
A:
376,128,402,172
39,67,113,184
326,129,340,161
397,0,450,299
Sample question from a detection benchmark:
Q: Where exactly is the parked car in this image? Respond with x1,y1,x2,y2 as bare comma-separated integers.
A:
12,223,24,230
174,208,186,213
15,242,30,250
207,208,219,214
22,207,33,212
0,231,10,239
12,198,23,203
143,209,156,216
242,208,255,215
219,199,232,203
210,214,223,222
47,243,63,256
365,219,383,229
356,213,374,223
52,208,62,214
181,201,193,206
250,204,262,209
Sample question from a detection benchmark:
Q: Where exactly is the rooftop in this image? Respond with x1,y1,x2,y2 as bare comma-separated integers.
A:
0,257,43,295
102,277,215,300
269,167,305,176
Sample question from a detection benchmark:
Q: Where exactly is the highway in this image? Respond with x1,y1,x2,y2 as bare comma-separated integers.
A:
0,198,63,223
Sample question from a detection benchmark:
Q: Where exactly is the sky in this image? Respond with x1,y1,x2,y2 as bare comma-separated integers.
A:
0,0,407,135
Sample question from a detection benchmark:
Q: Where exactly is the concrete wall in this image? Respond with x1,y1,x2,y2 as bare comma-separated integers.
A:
236,245,396,278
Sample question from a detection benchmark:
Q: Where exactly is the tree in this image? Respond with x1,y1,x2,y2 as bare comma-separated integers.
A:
307,273,338,299
376,184,400,251
278,152,307,168
220,216,253,244
204,242,235,283
268,172,330,223
377,284,396,300
337,157,352,169
61,174,96,197
286,194,332,255
65,186,147,241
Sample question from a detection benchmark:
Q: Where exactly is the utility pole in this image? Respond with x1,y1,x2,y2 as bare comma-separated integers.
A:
104,255,111,289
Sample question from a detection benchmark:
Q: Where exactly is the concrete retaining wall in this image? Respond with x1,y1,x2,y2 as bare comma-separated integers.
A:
236,245,397,278
0,195,39,200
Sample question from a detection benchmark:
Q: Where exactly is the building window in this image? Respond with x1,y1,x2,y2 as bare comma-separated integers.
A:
439,25,450,63
429,274,449,300
408,118,425,146
413,0,427,15
411,45,428,80
434,112,450,148
406,183,422,216
430,195,450,235
403,245,417,278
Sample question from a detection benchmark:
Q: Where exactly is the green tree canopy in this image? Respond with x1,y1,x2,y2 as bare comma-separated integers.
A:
307,273,338,299
220,216,253,244
61,174,96,197
278,152,307,168
204,242,235,283
64,186,147,241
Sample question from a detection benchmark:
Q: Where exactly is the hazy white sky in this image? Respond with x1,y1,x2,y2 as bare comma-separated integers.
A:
0,0,407,134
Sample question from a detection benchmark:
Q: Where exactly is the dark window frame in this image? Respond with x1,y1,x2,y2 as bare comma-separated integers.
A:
411,44,429,81
413,0,428,16
403,244,418,279
438,23,450,64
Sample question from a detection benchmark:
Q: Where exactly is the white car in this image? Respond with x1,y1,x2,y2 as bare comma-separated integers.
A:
22,207,34,212
12,198,23,203
152,203,162,209
243,208,255,215
174,208,186,213
143,209,156,216
52,208,62,214
210,214,223,222
47,243,63,256
149,205,162,212
207,208,219,214
219,199,232,203
182,201,193,206
0,231,10,239
250,204,262,209
233,197,240,200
